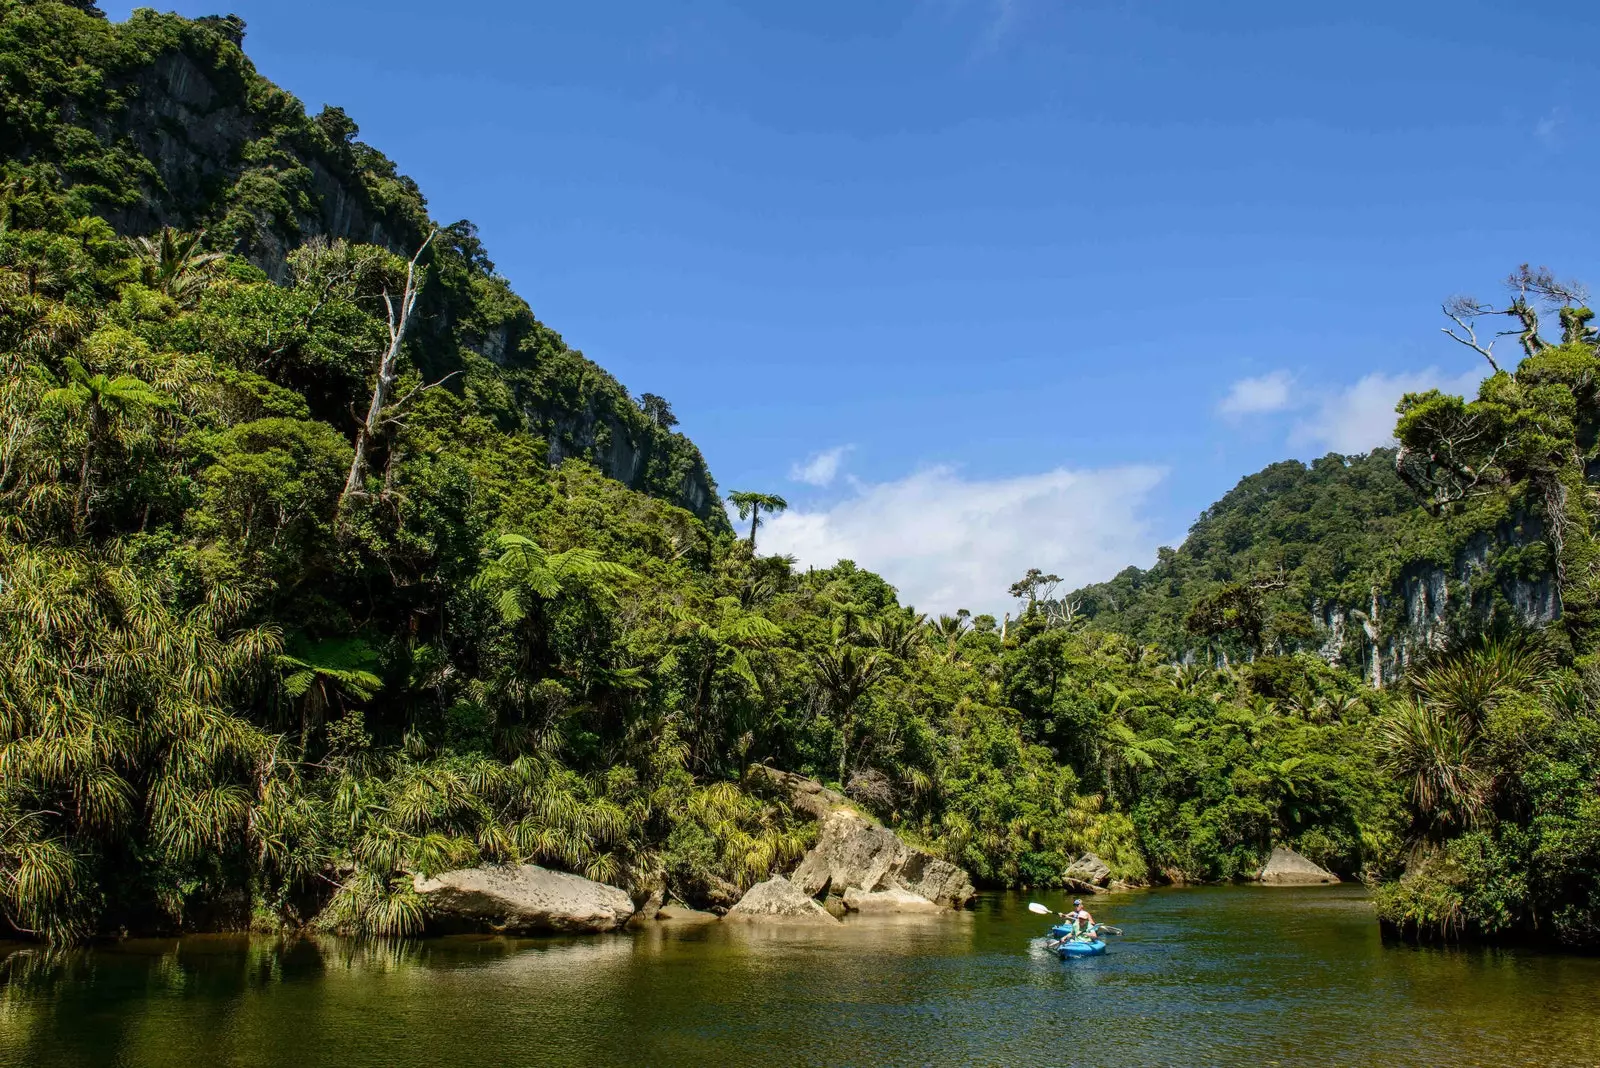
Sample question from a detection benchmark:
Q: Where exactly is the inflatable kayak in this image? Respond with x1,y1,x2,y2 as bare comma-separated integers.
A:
1047,923,1107,957
1056,936,1107,958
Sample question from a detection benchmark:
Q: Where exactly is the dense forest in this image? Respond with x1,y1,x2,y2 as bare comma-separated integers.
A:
0,0,1595,949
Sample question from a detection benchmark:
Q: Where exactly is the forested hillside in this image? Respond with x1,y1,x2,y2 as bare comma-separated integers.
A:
0,0,1594,951
1070,450,1554,681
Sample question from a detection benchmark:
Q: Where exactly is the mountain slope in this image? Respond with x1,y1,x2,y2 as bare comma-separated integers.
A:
1070,447,1555,679
0,0,724,524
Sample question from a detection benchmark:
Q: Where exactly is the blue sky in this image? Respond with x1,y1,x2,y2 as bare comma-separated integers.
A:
106,0,1600,614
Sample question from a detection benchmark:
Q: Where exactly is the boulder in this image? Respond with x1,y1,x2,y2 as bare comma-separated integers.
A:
1064,852,1112,888
842,886,943,915
412,863,635,934
626,888,665,928
745,766,855,822
725,875,840,924
1257,846,1341,886
790,810,975,909
655,903,719,923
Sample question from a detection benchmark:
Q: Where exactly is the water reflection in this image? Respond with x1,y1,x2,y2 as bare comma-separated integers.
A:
2,888,1598,1067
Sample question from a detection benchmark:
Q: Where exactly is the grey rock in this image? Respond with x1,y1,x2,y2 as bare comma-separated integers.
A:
842,886,943,914
1257,846,1340,886
627,888,665,928
745,766,856,822
412,864,635,933
790,810,975,909
725,876,839,924
1065,852,1112,887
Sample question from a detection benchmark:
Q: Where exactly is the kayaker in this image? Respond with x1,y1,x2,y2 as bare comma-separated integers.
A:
1067,899,1094,935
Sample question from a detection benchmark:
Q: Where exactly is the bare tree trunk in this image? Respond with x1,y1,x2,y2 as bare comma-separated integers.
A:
341,232,436,506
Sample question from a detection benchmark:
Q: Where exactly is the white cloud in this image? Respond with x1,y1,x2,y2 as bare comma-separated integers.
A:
789,445,853,487
760,464,1167,617
1290,367,1484,455
1218,370,1296,418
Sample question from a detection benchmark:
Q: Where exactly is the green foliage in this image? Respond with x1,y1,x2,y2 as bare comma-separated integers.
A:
0,2,1591,954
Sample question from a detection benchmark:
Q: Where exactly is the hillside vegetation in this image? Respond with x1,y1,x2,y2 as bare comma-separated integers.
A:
0,0,1595,949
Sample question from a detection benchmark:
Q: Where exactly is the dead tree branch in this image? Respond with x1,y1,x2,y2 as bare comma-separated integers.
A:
340,230,438,508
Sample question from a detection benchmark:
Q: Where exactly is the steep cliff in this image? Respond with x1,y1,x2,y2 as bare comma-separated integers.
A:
0,0,726,526
1071,450,1557,680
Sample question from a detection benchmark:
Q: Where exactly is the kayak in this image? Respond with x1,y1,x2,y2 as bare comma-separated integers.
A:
1056,936,1107,958
1047,922,1108,958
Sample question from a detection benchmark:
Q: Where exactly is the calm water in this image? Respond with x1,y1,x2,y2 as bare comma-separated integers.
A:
2,886,1597,1067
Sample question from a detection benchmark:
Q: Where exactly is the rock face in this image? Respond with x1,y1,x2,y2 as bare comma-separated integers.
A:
790,811,976,909
1065,852,1112,889
412,864,635,933
725,876,840,924
1256,846,1341,886
745,766,855,822
842,887,944,915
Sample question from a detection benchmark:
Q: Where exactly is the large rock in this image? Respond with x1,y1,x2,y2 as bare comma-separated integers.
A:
725,875,840,924
842,886,943,914
745,766,856,822
1065,852,1112,888
412,864,635,933
790,811,976,909
1257,846,1341,886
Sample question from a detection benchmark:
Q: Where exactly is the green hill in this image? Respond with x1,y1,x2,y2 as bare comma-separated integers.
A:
1071,448,1555,679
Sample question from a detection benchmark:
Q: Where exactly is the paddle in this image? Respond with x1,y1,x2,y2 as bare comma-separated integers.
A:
1027,902,1066,918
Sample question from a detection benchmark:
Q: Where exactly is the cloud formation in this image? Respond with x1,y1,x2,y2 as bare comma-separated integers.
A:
760,463,1167,617
1218,370,1296,417
1290,367,1483,454
789,445,852,487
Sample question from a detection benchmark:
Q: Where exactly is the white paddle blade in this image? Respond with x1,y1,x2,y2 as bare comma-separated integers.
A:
1027,902,1052,915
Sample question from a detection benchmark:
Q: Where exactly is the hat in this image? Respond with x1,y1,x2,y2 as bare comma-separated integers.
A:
1073,899,1082,906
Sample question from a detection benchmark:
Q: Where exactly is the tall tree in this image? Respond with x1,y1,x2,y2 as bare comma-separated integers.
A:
727,491,788,550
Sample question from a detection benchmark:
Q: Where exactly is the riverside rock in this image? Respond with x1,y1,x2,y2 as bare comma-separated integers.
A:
725,875,840,924
790,810,976,909
745,766,856,822
412,864,635,933
1256,846,1341,886
842,886,943,914
1065,852,1113,888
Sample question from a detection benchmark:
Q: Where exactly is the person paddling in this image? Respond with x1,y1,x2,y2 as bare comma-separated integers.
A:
1067,899,1095,936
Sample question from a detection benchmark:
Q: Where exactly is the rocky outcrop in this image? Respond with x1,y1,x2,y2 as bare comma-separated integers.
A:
626,888,666,927
790,810,975,909
412,864,635,933
746,765,856,822
725,876,839,924
1064,853,1112,889
842,887,943,915
655,904,719,923
1256,846,1340,886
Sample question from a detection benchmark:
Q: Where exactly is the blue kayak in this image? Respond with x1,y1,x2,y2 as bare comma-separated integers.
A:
1057,936,1107,958
1048,923,1107,957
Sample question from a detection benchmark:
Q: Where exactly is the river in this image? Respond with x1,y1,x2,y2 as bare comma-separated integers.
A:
2,885,1596,1067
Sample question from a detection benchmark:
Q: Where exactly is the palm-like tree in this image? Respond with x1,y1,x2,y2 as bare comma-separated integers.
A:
814,643,885,784
40,356,166,535
927,612,971,662
473,533,637,623
727,491,788,550
276,635,382,748
1377,699,1486,830
863,611,926,660
125,227,224,306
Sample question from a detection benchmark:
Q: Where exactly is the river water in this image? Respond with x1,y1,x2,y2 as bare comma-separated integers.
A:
2,886,1597,1067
